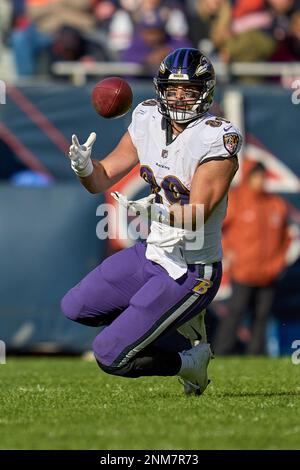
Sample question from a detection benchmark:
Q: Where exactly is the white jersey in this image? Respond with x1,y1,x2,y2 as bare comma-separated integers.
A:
128,100,242,279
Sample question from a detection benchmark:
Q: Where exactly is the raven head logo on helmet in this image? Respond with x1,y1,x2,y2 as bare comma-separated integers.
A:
154,48,216,123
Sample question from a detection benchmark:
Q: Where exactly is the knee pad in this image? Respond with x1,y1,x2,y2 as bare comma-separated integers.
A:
60,290,83,321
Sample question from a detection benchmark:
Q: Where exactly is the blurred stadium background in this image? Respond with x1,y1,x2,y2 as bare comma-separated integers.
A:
0,0,300,450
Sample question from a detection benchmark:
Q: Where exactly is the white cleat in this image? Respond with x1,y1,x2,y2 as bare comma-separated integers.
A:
177,311,213,395
179,343,213,396
177,310,207,346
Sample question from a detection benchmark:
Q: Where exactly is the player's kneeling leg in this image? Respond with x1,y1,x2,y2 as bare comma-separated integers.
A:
93,332,182,378
61,287,104,327
92,333,126,376
61,288,83,323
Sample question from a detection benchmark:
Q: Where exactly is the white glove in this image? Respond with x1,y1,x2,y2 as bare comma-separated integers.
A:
68,132,96,177
111,191,169,223
111,191,155,213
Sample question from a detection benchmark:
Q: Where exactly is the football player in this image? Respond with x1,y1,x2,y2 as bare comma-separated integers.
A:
61,48,242,395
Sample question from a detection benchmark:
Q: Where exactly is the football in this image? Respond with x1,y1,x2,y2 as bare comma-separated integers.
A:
91,77,133,119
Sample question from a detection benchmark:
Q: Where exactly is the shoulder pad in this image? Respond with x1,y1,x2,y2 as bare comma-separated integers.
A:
205,116,230,128
142,99,157,106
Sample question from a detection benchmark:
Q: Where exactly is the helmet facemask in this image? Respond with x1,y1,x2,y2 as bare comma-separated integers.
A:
154,80,214,123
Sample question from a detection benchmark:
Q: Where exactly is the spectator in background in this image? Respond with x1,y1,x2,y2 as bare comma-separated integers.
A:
93,0,117,33
108,0,189,56
219,0,276,77
232,0,265,17
120,11,192,75
271,9,300,60
214,160,292,355
267,0,299,40
220,29,275,67
9,0,96,76
269,8,300,86
0,0,13,46
186,0,232,56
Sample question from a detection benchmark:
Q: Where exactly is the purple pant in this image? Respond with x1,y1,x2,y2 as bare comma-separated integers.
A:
61,242,222,368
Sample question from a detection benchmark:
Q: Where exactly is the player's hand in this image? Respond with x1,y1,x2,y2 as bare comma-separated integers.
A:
68,132,96,177
111,191,169,223
111,191,155,211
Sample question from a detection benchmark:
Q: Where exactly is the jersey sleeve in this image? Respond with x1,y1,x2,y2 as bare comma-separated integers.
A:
200,121,243,165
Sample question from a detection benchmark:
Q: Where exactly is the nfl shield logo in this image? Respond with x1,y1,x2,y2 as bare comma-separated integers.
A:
161,149,168,159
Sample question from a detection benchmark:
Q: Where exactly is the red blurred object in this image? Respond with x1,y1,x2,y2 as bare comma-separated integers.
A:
15,15,30,30
232,0,265,18
91,77,133,119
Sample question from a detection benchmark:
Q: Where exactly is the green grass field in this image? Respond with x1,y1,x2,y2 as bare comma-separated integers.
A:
0,356,299,450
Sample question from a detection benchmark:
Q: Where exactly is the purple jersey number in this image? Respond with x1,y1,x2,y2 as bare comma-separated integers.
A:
140,166,189,205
